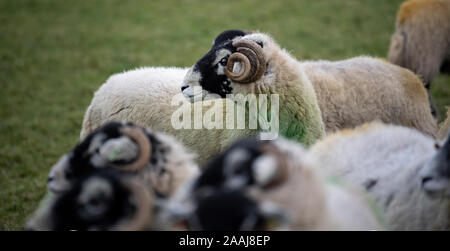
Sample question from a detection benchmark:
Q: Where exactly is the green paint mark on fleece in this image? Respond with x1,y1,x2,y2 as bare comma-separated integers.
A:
278,98,324,147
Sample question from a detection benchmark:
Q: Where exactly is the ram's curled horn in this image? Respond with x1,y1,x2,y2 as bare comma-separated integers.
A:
114,126,152,172
224,39,266,84
111,178,153,231
259,143,289,189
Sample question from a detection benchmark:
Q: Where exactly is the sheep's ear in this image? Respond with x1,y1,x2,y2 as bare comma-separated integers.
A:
255,41,264,48
213,29,247,46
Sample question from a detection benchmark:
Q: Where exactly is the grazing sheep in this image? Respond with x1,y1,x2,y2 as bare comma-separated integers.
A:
49,121,199,198
80,66,257,165
166,138,383,231
307,121,450,230
182,30,437,137
387,0,450,117
26,170,154,231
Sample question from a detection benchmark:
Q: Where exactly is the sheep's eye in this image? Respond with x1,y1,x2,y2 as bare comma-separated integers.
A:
219,57,228,66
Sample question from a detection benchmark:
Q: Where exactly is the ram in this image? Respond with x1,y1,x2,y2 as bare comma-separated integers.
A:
387,0,450,116
26,170,154,231
81,31,327,165
166,138,383,231
49,121,199,198
181,30,437,136
307,121,450,230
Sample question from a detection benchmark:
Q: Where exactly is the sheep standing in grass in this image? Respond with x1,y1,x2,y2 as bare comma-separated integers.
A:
387,0,450,117
182,30,437,136
166,138,383,231
307,122,450,230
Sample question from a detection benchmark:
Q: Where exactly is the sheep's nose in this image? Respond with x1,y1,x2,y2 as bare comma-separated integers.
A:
181,85,189,92
48,176,54,183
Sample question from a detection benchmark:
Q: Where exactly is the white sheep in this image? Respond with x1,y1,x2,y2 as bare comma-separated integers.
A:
307,121,450,230
80,67,258,165
165,137,383,231
182,30,437,136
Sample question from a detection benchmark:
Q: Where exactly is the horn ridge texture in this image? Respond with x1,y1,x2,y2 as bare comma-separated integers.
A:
224,39,266,83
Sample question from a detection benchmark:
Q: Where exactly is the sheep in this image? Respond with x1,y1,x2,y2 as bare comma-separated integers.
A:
387,0,450,106
80,66,258,165
306,121,450,230
49,121,199,199
26,169,154,231
81,29,437,166
165,137,383,231
181,30,438,137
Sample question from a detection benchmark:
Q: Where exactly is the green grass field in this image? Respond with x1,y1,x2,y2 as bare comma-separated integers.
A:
0,0,449,230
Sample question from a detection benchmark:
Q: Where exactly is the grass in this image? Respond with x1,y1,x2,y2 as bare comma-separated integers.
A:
0,0,448,230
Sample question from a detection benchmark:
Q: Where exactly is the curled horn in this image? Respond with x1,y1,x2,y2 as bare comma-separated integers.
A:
224,39,266,84
114,126,152,172
112,178,153,231
259,143,289,189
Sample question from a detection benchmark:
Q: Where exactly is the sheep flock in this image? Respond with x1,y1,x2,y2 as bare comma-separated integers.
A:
27,0,450,231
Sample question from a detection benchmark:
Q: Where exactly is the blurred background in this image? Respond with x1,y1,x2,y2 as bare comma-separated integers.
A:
0,0,448,230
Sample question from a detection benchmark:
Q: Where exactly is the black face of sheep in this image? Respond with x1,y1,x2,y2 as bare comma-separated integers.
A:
181,29,266,99
186,189,267,231
38,170,152,231
48,121,154,193
192,138,287,193
420,133,450,198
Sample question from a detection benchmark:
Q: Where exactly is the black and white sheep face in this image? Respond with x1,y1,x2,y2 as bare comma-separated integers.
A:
192,138,280,192
420,135,450,198
47,121,169,194
194,139,264,190
181,30,268,101
165,137,297,230
31,170,147,231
